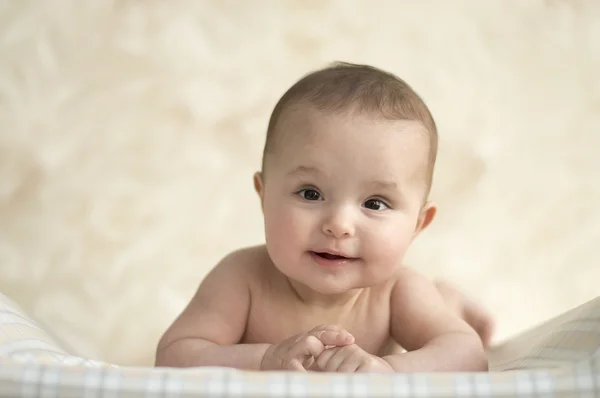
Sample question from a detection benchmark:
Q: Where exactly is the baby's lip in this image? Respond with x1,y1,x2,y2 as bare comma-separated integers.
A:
311,249,358,260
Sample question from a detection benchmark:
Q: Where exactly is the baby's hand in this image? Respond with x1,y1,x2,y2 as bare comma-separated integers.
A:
316,344,394,373
261,324,354,371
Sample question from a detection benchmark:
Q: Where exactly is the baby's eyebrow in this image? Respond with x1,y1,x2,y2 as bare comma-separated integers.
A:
286,165,322,177
369,180,398,191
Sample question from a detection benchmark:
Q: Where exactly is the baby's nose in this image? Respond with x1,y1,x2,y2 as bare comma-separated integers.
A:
322,210,355,238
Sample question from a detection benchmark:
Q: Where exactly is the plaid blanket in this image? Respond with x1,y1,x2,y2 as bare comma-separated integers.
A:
1,293,598,397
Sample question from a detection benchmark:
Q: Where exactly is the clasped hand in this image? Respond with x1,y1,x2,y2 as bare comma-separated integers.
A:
261,324,393,373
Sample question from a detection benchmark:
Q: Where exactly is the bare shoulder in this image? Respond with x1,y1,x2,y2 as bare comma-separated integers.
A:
389,266,434,296
195,244,275,300
212,244,268,280
389,265,452,313
219,244,278,289
388,266,472,350
157,244,269,349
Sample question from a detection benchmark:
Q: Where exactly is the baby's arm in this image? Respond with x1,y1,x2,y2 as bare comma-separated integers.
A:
155,250,268,370
384,268,488,372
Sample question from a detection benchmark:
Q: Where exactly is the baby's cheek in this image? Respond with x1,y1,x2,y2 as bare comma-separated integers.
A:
265,206,305,251
368,224,413,263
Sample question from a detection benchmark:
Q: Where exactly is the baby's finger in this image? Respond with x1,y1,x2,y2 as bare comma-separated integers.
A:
285,358,308,372
319,346,348,372
314,330,355,346
338,357,361,373
310,324,345,333
291,335,326,362
315,346,338,371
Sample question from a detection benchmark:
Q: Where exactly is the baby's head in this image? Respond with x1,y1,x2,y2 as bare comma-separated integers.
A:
254,62,439,295
260,61,438,198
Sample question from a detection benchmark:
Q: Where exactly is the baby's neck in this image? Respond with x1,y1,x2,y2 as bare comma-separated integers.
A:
285,277,367,310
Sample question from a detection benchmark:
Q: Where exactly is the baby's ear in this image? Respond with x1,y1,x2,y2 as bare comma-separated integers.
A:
414,201,437,236
253,172,265,209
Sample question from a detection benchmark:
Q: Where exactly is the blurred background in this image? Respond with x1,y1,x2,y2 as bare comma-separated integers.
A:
0,1,599,367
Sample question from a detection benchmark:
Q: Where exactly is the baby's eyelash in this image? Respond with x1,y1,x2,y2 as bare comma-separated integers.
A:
294,184,319,193
363,197,391,210
294,186,323,201
369,195,391,204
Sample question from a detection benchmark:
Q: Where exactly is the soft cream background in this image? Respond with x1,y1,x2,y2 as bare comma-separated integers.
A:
1,1,599,367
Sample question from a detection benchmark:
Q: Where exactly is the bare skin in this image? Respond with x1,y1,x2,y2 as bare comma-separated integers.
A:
155,245,493,372
156,106,494,373
434,280,495,349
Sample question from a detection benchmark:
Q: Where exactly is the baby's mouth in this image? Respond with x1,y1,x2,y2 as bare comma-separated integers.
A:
312,251,356,261
316,252,346,260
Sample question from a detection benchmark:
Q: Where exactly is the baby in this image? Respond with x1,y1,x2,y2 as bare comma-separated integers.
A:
155,62,493,373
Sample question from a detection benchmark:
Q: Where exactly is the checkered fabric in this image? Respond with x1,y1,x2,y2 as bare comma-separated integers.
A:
1,293,599,398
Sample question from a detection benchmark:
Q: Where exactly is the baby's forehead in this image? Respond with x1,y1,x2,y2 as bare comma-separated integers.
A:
275,103,428,142
270,106,429,183
280,114,428,164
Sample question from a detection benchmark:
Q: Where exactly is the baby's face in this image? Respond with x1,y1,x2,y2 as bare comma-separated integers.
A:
256,106,434,295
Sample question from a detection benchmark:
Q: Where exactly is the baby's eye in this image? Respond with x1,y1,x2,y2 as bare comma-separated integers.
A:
363,199,389,211
299,189,322,201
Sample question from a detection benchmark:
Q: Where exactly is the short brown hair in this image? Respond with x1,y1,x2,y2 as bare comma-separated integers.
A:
261,61,438,193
